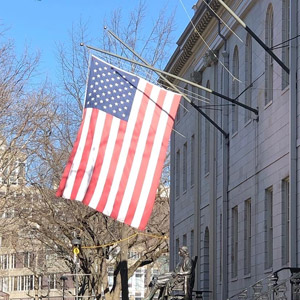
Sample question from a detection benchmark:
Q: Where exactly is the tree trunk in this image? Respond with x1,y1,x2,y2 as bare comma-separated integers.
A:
120,226,129,300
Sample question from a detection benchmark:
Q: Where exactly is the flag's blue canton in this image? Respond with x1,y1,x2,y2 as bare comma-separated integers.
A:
85,57,139,122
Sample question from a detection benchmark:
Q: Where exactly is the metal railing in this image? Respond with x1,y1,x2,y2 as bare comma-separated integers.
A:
228,268,300,300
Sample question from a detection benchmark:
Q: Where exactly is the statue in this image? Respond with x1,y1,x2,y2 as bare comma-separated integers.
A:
144,246,193,300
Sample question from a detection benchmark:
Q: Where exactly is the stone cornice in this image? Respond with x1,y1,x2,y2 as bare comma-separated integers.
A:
162,0,221,84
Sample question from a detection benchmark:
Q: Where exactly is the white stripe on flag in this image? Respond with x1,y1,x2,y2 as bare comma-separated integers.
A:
131,90,174,228
102,80,146,216
89,117,121,209
76,111,105,201
63,109,93,199
117,81,160,223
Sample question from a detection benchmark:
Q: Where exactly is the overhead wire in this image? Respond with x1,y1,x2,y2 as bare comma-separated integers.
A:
90,51,194,137
177,85,211,104
90,50,214,108
216,1,289,90
199,0,243,43
192,1,290,92
179,0,242,83
270,34,300,50
88,14,246,124
246,40,289,90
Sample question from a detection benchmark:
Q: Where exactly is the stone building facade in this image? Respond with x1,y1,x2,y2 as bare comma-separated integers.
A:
167,0,299,299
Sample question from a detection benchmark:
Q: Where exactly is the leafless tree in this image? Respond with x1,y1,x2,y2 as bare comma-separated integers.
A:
0,28,68,300
13,2,175,300
0,28,58,231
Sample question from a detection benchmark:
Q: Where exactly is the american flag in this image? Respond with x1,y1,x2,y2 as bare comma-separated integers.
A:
56,55,181,230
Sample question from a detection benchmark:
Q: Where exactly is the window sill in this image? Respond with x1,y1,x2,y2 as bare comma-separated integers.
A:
281,85,290,96
264,100,273,110
244,119,252,127
231,131,238,138
264,267,273,274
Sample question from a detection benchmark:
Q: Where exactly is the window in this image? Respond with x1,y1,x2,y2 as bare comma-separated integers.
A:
183,234,187,246
265,187,273,269
1,253,17,269
128,251,141,259
183,84,189,115
245,35,253,123
190,230,194,257
0,277,9,292
175,238,179,265
204,81,210,174
183,142,187,193
265,5,274,105
15,275,34,291
24,252,35,268
282,178,289,265
232,46,239,133
244,199,251,275
2,208,14,219
191,135,195,187
27,275,34,290
231,206,238,278
38,275,43,290
135,269,144,289
49,274,57,289
176,150,180,197
282,0,290,89
0,254,9,269
11,253,16,269
13,276,18,291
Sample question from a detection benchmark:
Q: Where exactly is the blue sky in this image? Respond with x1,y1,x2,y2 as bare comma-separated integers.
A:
1,0,196,83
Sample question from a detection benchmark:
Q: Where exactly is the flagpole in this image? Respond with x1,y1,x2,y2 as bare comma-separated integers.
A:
82,41,258,116
81,42,228,137
218,0,289,74
105,28,259,115
104,29,233,138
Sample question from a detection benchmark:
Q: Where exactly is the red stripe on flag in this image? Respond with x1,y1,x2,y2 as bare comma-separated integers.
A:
82,113,113,206
138,94,181,230
109,83,153,219
95,120,127,211
71,109,99,199
56,110,87,197
124,88,167,225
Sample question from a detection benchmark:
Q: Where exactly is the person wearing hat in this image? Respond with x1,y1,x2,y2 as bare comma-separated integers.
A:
144,246,192,300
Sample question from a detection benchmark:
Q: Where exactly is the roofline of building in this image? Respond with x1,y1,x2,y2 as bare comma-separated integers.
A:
162,0,221,82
